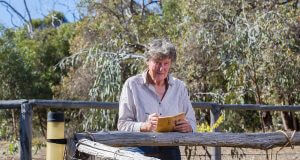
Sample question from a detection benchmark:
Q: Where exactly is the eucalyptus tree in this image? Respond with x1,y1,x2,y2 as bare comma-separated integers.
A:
54,0,168,132
177,0,300,132
55,0,300,134
0,29,34,139
0,12,75,140
50,1,299,159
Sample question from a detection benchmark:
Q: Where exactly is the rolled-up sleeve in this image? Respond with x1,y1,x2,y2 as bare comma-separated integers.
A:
181,86,197,132
117,80,143,132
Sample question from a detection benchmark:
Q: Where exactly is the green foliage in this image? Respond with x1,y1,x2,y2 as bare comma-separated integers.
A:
57,0,299,133
12,22,76,98
0,0,299,141
57,46,144,131
0,29,33,99
0,13,75,140
174,0,300,132
197,115,224,132
0,110,11,139
8,141,18,155
32,11,68,29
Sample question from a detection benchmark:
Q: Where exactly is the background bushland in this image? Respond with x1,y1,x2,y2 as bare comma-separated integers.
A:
0,0,299,142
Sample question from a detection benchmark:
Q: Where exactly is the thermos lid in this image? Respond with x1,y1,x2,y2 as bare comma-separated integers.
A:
47,112,64,122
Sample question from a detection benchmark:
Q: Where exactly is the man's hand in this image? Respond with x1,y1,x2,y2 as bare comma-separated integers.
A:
140,113,158,132
174,119,193,133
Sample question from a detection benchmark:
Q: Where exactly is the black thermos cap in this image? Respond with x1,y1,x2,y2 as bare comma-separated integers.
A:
47,112,64,122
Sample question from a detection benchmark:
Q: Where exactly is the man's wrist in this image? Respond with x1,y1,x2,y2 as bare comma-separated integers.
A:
140,122,149,132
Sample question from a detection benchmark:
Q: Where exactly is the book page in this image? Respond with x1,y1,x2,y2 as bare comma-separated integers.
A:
155,112,186,132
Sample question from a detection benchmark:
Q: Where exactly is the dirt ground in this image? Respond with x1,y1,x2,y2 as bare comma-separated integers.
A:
1,141,299,160
0,140,45,160
180,146,300,160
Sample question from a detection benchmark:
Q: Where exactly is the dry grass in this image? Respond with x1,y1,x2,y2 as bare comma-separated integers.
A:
0,140,45,160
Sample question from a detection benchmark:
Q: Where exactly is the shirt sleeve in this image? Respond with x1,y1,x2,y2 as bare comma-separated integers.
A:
181,85,197,132
117,79,143,132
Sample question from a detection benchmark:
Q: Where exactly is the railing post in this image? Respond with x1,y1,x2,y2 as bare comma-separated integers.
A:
20,102,32,160
210,104,221,160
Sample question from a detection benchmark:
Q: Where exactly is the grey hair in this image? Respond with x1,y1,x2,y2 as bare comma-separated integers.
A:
145,39,176,62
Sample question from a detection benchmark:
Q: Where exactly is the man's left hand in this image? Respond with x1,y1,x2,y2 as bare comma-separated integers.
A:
174,119,193,133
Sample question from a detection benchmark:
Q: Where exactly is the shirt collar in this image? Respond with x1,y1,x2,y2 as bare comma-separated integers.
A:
141,70,174,86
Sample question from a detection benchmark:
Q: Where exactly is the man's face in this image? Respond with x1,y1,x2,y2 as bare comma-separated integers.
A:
147,58,172,83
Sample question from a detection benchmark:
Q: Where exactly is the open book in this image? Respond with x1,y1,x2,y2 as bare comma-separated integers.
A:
155,112,186,132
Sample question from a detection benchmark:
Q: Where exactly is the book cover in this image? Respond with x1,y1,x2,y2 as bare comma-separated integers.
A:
155,112,186,132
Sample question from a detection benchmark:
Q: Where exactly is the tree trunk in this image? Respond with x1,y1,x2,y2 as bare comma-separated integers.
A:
291,111,299,131
281,111,299,131
11,110,18,139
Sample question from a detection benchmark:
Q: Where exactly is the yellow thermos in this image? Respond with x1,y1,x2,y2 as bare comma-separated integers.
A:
46,112,65,160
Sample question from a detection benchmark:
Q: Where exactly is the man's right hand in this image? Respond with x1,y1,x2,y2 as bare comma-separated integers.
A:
140,113,158,132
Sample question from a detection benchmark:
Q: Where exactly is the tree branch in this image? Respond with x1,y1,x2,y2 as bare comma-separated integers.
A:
23,0,33,34
129,0,137,15
0,1,29,24
145,0,160,7
6,6,19,28
0,0,33,36
23,0,32,24
277,0,294,5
